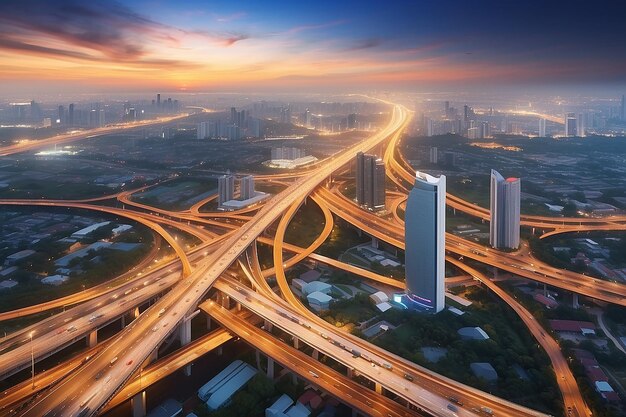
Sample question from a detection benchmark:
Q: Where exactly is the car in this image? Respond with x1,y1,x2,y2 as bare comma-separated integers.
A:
95,371,103,380
366,400,373,406
308,370,319,378
126,360,133,366
404,373,414,381
447,404,458,412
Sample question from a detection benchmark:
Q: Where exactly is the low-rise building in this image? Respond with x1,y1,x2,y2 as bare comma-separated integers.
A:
307,291,332,311
458,326,490,340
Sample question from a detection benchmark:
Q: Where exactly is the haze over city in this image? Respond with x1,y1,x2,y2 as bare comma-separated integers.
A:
1,2,626,417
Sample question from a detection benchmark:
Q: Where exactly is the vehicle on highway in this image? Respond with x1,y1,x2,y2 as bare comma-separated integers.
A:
110,356,118,366
126,360,133,366
480,406,494,415
308,370,319,378
448,396,463,406
404,373,414,381
158,308,166,317
66,325,77,333
447,403,458,412
382,362,392,370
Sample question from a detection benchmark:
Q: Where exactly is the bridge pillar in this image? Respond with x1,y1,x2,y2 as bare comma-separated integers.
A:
217,346,223,356
179,319,192,376
133,306,140,318
375,382,383,394
206,315,212,330
221,294,230,309
543,284,548,297
236,302,242,312
371,237,379,249
87,330,97,347
293,336,300,349
131,391,147,417
573,293,580,309
263,319,273,332
121,315,126,328
267,357,275,379
347,368,354,379
312,349,319,360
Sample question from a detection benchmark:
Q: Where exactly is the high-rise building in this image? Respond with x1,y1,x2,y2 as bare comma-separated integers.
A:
157,94,161,108
68,103,75,126
429,147,438,164
57,105,65,125
347,113,357,129
197,122,210,139
240,175,255,200
218,175,235,206
539,118,546,137
621,95,625,120
565,112,577,136
304,109,312,128
480,121,490,139
355,152,386,210
577,113,586,137
405,172,446,313
490,170,521,249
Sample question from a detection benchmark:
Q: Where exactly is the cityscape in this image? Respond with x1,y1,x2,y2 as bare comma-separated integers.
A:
1,1,626,417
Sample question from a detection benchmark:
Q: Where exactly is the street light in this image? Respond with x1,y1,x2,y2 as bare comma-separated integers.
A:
29,331,35,389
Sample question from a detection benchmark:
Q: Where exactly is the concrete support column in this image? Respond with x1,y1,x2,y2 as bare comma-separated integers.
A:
573,293,580,309
293,336,300,349
149,349,158,363
131,391,147,417
87,330,97,348
133,306,140,319
121,315,126,328
256,350,262,370
236,302,242,312
312,349,319,360
543,284,548,297
371,237,378,249
179,319,192,376
217,346,223,356
292,372,298,385
263,319,273,332
347,368,354,379
267,357,275,379
206,315,212,331
221,294,230,309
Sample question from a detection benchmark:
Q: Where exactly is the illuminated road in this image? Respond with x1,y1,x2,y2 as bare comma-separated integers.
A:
0,114,190,157
15,102,408,416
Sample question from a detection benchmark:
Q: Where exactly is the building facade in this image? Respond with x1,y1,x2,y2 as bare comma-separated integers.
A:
218,175,235,206
355,152,386,210
490,169,521,249
404,172,446,313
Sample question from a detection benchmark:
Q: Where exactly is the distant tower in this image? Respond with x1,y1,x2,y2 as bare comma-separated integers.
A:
355,152,386,210
429,147,438,164
68,103,75,126
565,112,577,136
577,113,586,137
405,172,446,313
239,175,255,200
57,105,65,125
621,95,625,120
218,175,235,206
157,94,161,108
539,118,546,137
490,170,521,249
304,109,312,128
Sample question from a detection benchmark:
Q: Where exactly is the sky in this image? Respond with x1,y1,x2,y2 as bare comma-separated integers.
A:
1,0,626,97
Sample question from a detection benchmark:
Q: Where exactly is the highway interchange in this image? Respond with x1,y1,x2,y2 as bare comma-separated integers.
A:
0,100,622,417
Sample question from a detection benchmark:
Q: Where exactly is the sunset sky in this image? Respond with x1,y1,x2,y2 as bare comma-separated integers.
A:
1,0,625,96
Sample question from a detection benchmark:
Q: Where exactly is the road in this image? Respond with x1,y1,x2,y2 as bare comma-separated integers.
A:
15,102,408,416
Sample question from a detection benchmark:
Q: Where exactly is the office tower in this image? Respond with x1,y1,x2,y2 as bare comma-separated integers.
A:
98,108,105,127
490,170,521,249
347,113,357,129
304,108,312,128
280,107,291,124
248,118,261,137
539,118,546,137
197,122,209,139
57,105,65,125
577,113,586,137
444,101,450,116
429,147,438,164
621,95,625,120
565,112,577,136
425,117,434,137
355,152,385,210
218,175,235,206
240,175,255,200
68,103,75,126
157,94,161,108
405,172,446,313
480,121,490,139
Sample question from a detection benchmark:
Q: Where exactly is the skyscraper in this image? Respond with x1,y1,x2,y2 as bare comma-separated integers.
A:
539,118,546,137
197,122,210,139
218,175,235,206
240,175,255,200
621,95,625,120
57,105,65,125
157,94,161,108
429,147,438,164
565,112,577,136
355,152,385,210
405,172,446,313
490,170,521,249
577,113,586,137
68,103,74,126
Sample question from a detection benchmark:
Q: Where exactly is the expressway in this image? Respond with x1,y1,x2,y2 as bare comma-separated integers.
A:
0,114,190,157
204,302,424,417
15,102,409,416
213,276,548,417
446,257,590,417
315,184,626,306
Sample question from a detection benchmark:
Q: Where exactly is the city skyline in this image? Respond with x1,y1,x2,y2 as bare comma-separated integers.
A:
1,0,626,97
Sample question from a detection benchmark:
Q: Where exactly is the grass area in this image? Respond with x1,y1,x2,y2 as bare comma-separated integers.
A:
134,177,217,211
284,199,325,248
317,219,371,259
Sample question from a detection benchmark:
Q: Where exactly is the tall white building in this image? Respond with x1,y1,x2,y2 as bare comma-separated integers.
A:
197,122,209,139
577,113,586,137
218,175,235,206
490,170,521,249
429,147,438,164
404,172,446,313
539,118,546,137
240,175,255,200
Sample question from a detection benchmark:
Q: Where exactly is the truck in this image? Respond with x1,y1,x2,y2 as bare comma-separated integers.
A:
158,308,166,317
351,349,361,358
480,406,494,415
